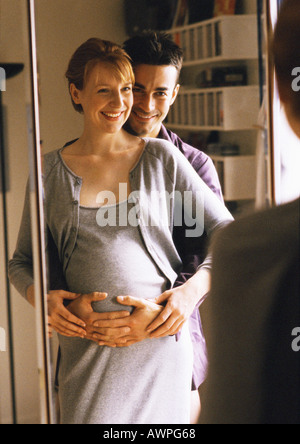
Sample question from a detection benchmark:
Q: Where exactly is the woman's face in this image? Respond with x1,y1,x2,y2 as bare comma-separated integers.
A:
71,62,133,134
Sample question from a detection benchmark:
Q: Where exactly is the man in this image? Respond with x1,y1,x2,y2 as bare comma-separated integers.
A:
50,31,224,423
121,31,223,420
199,0,300,424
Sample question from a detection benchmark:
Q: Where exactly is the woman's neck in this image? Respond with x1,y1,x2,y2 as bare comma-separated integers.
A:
74,128,132,156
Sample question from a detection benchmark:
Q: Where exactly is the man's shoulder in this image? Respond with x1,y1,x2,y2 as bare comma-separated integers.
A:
158,125,223,200
159,125,211,166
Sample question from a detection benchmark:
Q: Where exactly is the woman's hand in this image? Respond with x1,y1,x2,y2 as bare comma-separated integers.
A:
91,296,164,347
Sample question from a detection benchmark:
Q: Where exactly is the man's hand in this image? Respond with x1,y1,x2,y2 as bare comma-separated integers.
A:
47,289,87,338
91,296,164,347
145,285,195,338
146,269,211,338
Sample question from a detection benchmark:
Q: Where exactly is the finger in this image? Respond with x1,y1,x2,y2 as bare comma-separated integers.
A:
92,317,132,329
54,323,86,337
86,292,108,303
150,314,182,338
146,307,173,333
62,305,87,328
153,291,171,305
92,327,131,341
53,312,87,337
150,324,176,339
117,295,145,308
92,311,131,326
53,323,86,338
114,340,138,348
50,304,86,329
97,342,117,348
59,291,82,301
98,340,137,348
151,318,184,338
169,320,185,336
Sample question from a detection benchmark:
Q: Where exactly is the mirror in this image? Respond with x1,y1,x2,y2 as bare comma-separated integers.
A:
1,0,275,424
0,0,42,423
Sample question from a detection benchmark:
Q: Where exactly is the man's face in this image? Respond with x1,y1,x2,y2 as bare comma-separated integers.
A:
127,64,180,138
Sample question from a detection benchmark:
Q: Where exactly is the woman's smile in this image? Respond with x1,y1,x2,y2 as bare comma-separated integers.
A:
101,111,126,121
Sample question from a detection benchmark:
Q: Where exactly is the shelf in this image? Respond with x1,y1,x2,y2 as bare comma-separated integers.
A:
211,155,256,201
168,15,258,66
166,14,260,203
167,85,260,131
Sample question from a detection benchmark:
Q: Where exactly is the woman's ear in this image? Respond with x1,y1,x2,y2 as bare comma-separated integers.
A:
70,83,82,105
170,83,180,106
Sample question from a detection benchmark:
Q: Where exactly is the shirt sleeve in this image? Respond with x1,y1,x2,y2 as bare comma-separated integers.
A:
167,138,225,286
171,147,233,275
8,178,68,300
192,153,224,203
8,181,34,300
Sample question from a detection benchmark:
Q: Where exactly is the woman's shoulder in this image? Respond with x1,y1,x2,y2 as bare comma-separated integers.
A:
143,136,177,154
143,137,187,166
42,147,63,179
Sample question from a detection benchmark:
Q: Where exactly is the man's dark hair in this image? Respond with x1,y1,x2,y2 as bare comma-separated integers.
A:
123,31,183,81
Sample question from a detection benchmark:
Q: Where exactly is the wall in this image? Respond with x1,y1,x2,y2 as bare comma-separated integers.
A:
0,0,126,424
35,0,127,153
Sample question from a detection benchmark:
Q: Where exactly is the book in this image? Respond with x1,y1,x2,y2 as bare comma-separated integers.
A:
172,0,189,28
214,0,237,16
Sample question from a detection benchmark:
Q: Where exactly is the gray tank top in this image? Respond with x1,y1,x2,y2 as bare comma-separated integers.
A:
65,200,167,312
58,200,193,424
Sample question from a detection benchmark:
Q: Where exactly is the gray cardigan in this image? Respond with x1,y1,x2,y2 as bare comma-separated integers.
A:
8,137,233,300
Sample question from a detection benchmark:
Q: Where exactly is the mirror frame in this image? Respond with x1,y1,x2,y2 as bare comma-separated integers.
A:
27,0,54,424
23,0,279,423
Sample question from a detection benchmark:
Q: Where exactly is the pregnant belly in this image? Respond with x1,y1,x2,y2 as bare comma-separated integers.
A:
91,295,135,314
66,264,166,315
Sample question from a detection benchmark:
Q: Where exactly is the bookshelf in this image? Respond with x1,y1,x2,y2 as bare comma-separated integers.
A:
169,15,258,65
167,85,259,131
211,155,256,201
166,14,260,206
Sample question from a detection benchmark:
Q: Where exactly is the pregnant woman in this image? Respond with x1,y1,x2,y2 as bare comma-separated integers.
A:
9,38,233,424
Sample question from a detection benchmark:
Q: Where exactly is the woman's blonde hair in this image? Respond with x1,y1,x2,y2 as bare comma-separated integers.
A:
65,38,135,113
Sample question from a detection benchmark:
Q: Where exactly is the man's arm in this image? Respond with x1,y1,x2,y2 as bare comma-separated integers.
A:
173,153,223,287
146,268,211,337
147,148,223,337
26,284,88,338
